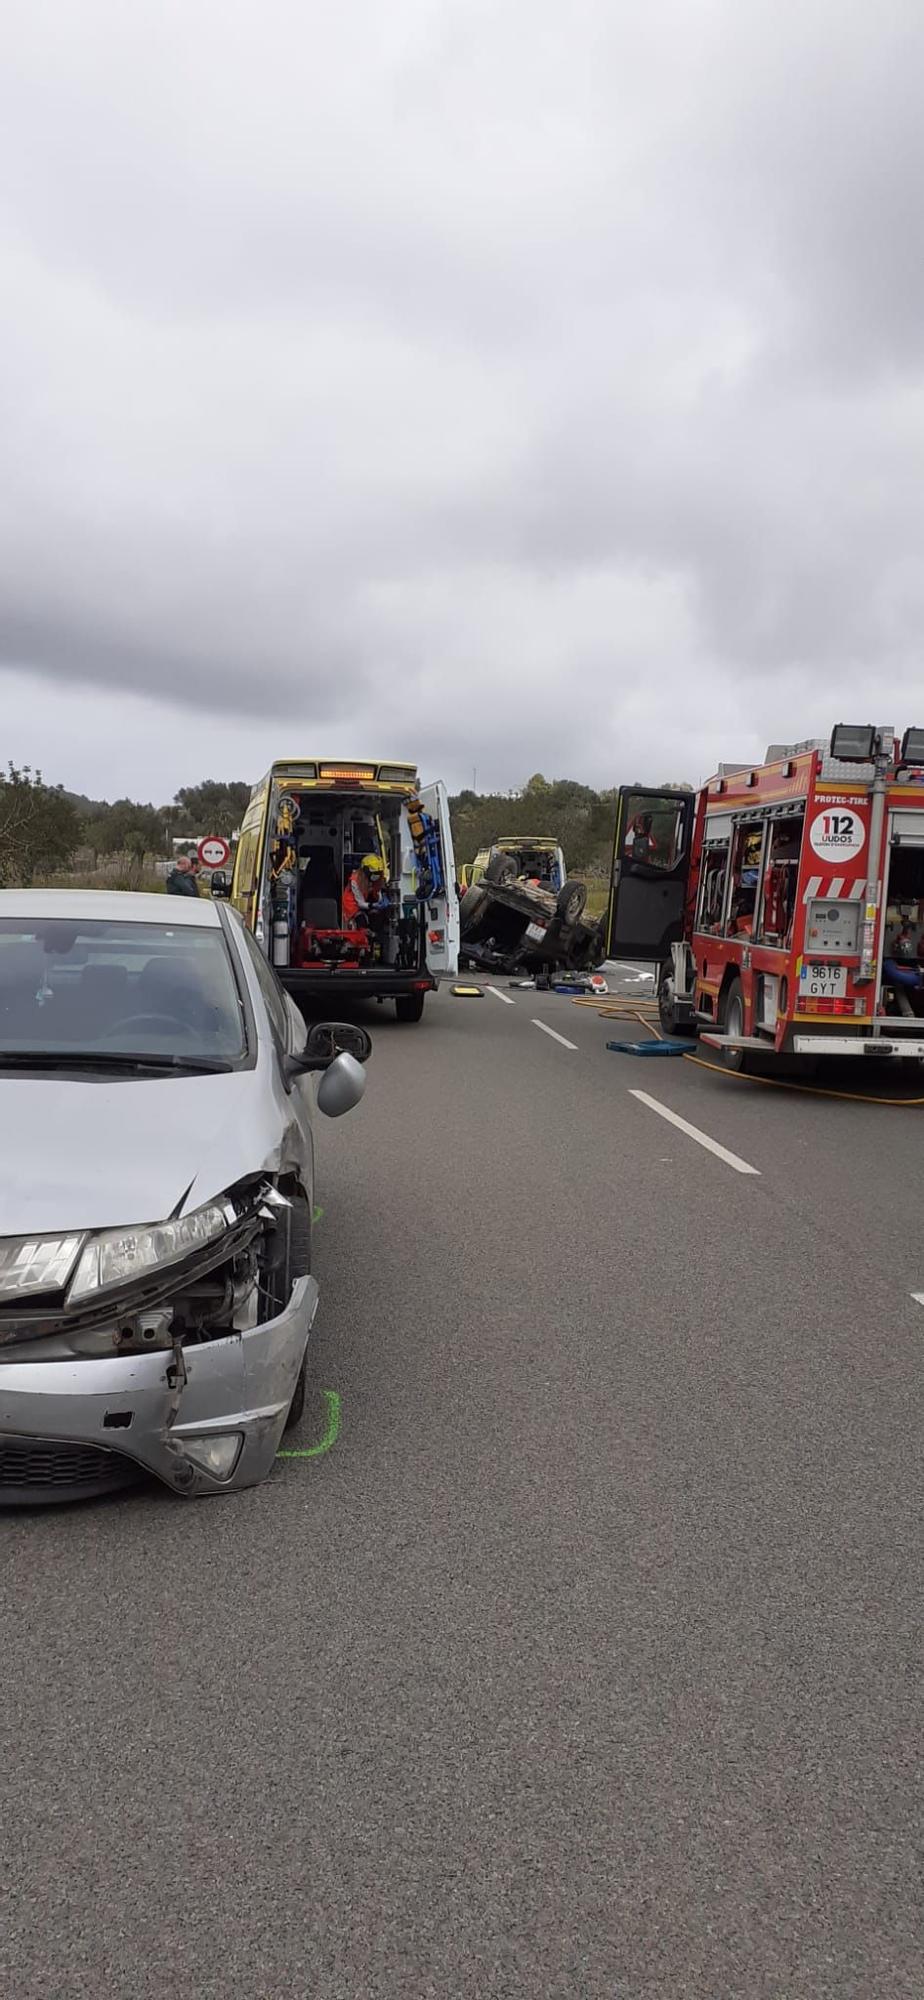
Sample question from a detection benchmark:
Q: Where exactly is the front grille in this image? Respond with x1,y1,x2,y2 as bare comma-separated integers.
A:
0,1435,139,1497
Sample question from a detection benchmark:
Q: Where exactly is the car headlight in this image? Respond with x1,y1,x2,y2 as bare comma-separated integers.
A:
68,1201,230,1301
0,1235,85,1300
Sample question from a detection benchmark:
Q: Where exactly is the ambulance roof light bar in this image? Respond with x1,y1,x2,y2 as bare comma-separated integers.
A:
829,724,879,762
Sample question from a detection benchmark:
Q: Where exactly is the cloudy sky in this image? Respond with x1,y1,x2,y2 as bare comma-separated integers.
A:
2,0,923,803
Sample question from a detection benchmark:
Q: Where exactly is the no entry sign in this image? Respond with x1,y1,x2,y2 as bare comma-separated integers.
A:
197,835,231,870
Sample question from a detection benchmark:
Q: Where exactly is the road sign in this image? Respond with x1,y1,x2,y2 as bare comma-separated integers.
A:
197,835,231,870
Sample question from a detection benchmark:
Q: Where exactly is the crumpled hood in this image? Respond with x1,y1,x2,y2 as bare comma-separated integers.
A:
0,1069,285,1236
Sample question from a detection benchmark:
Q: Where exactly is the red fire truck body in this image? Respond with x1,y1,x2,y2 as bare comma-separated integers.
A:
606,726,924,1067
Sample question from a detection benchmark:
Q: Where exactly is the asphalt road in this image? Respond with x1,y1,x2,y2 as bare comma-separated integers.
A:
3,973,924,1998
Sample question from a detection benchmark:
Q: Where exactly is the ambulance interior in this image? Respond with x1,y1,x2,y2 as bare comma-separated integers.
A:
265,789,429,972
510,846,558,886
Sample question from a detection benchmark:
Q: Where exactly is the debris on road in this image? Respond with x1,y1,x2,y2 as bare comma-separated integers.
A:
606,1038,690,1056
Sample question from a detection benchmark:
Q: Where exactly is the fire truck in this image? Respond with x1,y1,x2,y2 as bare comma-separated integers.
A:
606,725,924,1069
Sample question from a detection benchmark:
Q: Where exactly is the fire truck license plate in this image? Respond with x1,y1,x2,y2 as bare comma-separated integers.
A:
801,962,847,998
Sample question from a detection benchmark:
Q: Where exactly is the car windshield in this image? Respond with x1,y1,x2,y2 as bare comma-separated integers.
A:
0,918,247,1066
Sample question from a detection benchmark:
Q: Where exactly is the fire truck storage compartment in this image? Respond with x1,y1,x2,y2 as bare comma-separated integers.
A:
694,808,804,948
264,789,423,973
880,813,924,1018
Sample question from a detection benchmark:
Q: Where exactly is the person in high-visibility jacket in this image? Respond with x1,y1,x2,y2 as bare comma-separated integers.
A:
343,853,388,927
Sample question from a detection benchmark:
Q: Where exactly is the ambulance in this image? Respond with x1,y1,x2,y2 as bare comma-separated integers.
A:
230,760,458,1023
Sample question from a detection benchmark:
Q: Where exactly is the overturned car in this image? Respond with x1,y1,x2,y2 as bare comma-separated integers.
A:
459,851,606,978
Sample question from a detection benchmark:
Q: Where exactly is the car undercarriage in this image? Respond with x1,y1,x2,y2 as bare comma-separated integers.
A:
459,853,605,977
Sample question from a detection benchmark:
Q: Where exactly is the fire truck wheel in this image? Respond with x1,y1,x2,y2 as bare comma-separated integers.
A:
720,976,750,1072
657,960,694,1037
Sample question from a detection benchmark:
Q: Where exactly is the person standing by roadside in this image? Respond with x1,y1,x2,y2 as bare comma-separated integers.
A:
166,855,201,898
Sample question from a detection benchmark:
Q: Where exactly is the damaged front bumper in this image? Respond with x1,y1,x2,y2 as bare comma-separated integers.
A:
0,1275,318,1504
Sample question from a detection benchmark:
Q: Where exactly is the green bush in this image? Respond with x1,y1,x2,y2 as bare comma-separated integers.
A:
33,870,165,893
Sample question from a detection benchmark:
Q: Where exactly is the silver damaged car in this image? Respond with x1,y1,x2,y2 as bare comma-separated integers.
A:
0,890,368,1504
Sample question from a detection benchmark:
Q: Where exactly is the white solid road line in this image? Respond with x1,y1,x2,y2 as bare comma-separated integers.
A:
628,1089,761,1176
911,1293,924,1308
532,1018,579,1051
487,985,515,1004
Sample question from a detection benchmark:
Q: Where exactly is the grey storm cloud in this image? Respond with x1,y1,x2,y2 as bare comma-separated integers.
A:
2,0,924,798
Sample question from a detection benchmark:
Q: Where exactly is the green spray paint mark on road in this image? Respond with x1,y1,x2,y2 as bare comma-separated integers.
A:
312,1204,324,1225
277,1388,340,1461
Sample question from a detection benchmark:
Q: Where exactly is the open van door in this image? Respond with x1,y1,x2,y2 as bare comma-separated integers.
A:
606,787,694,963
418,779,460,977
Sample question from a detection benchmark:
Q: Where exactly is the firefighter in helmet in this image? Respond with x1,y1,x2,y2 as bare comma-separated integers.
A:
343,853,388,928
626,812,659,863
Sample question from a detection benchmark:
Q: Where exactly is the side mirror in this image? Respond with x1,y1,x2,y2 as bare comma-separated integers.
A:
284,1019,373,1083
316,1051,367,1118
210,872,229,898
304,1021,373,1065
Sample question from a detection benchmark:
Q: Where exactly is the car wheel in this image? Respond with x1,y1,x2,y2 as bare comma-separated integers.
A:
260,1189,313,1431
485,851,517,886
557,878,587,925
720,976,749,1072
460,886,488,927
395,993,426,1023
286,1357,309,1429
568,928,603,972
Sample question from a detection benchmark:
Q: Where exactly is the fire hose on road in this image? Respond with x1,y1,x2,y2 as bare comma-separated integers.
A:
570,997,924,1105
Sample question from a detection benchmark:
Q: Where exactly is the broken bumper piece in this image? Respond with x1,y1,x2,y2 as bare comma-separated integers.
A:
0,1276,318,1504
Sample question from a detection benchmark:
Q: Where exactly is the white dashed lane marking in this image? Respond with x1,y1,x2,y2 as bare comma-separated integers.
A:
487,986,515,1004
628,1089,761,1177
532,1019,579,1052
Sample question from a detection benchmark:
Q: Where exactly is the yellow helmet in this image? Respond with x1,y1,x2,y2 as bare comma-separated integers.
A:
362,853,386,876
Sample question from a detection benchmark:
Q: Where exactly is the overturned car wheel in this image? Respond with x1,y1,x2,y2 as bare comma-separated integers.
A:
485,851,518,886
460,885,488,928
557,878,587,925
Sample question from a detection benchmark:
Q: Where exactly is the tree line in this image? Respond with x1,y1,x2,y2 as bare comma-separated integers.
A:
0,763,693,887
0,768,251,886
449,773,692,875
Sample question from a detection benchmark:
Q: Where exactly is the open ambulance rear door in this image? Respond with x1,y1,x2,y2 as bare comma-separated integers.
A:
606,786,694,964
418,779,460,977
